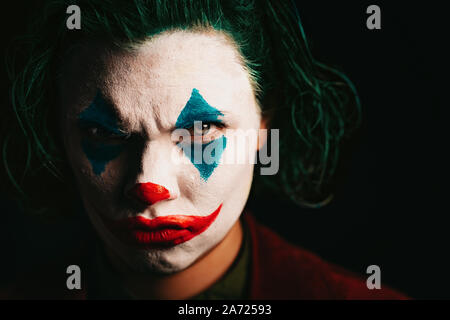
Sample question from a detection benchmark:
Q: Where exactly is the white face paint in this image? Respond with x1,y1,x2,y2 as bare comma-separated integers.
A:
60,30,262,274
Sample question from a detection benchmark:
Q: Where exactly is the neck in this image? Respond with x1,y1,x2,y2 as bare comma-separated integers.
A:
104,218,244,299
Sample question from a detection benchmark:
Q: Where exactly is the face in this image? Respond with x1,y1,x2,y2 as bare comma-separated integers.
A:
60,30,262,274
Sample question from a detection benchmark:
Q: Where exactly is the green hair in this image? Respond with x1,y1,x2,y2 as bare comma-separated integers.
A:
3,0,361,215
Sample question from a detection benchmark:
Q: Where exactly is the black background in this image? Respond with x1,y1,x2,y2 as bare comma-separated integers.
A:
0,1,444,299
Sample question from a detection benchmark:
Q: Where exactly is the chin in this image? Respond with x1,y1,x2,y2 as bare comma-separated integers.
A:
144,258,194,275
148,238,219,274
111,234,218,275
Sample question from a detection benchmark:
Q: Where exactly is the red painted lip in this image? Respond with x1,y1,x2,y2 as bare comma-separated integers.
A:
104,204,222,249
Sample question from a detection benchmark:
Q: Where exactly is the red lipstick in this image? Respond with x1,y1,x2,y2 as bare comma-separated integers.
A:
105,204,222,249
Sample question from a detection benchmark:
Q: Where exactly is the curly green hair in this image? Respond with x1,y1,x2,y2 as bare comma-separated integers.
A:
3,0,361,215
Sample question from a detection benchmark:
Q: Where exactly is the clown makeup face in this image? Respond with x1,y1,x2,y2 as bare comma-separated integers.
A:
60,30,263,274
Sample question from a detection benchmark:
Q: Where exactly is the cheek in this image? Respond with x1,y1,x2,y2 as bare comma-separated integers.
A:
186,157,254,208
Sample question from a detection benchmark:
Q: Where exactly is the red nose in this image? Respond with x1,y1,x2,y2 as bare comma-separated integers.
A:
128,182,171,205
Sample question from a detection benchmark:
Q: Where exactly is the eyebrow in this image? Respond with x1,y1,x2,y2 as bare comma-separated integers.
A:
77,91,123,134
175,88,225,129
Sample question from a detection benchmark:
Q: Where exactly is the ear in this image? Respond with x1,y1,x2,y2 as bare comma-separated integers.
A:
257,115,270,151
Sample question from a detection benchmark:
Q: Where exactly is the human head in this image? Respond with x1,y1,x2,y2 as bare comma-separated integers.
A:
4,0,361,272
60,29,264,272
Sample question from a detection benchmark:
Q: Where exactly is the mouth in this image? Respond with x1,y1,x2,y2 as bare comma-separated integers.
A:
103,204,222,249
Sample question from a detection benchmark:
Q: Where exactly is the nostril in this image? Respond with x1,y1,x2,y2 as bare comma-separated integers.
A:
128,182,171,206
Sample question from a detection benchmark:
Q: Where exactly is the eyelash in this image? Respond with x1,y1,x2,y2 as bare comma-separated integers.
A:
81,125,130,142
187,121,226,143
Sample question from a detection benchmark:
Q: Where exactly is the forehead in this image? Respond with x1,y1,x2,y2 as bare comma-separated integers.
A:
63,30,258,131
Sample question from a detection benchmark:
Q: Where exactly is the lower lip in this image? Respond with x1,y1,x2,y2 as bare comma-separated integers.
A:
129,228,194,247
105,204,222,249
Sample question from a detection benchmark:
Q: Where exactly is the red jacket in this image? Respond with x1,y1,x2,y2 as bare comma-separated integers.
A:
243,212,407,299
1,212,407,299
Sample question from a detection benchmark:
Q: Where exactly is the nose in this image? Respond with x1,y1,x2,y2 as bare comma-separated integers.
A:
127,182,171,206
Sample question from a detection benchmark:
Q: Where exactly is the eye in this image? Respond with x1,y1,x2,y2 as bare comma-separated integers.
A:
187,121,225,144
192,123,212,135
82,125,130,143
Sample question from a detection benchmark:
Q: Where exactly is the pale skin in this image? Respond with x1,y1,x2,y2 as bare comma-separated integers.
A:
60,29,268,299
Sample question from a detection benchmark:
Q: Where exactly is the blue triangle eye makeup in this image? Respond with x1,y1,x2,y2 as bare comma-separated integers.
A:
77,91,126,175
78,91,124,135
176,88,227,181
175,88,224,129
179,135,227,182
